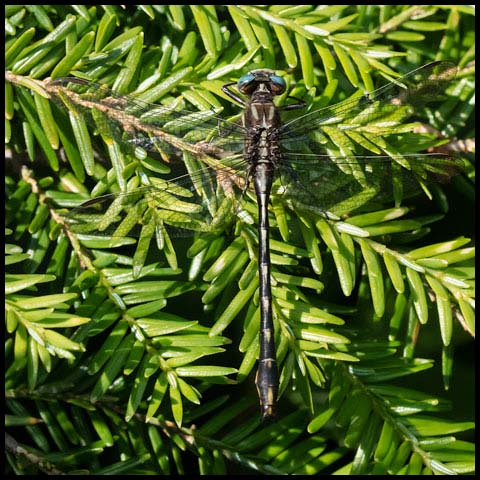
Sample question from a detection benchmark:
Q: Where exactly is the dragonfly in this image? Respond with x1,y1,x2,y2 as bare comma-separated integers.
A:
46,61,461,421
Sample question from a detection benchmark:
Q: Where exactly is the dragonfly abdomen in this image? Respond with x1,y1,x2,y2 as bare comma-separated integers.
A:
253,162,279,421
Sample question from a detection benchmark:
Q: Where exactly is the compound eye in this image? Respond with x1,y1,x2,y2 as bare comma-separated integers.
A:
269,74,286,95
237,73,256,94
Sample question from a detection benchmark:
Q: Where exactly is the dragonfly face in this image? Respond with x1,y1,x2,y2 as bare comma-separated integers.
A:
237,69,287,96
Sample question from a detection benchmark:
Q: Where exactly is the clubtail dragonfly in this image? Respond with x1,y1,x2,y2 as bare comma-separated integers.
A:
46,61,461,421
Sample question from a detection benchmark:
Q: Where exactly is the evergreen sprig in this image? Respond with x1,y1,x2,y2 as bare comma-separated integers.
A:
5,5,475,475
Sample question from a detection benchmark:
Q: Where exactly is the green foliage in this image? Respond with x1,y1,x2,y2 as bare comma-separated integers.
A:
5,4,475,475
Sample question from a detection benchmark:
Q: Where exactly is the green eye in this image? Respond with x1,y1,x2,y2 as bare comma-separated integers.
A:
238,73,255,91
269,74,286,94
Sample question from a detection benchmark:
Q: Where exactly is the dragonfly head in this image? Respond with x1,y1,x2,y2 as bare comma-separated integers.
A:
238,69,286,96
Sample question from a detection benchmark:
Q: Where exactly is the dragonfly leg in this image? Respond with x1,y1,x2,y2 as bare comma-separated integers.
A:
222,82,247,107
279,95,307,111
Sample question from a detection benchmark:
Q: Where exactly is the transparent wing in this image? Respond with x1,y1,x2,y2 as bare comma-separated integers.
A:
52,62,462,238
273,61,461,214
46,77,247,159
63,149,463,239
47,61,456,161
46,77,252,239
274,153,463,217
280,61,457,140
62,154,251,239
